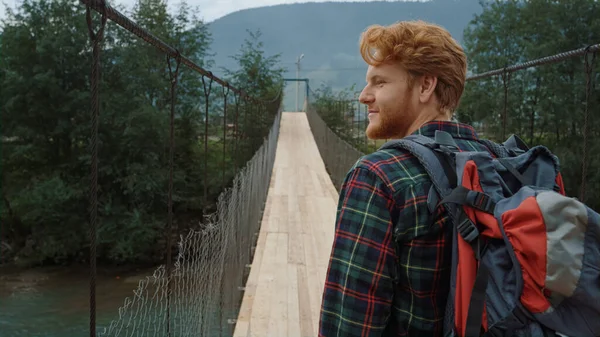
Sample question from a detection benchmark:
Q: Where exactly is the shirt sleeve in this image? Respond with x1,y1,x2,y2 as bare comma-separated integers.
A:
319,166,398,337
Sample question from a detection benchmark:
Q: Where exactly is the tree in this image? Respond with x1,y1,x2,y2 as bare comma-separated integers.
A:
311,84,357,137
0,0,216,265
0,0,99,265
459,0,600,208
222,29,285,162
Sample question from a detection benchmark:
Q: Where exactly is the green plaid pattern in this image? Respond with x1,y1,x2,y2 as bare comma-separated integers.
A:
319,121,492,337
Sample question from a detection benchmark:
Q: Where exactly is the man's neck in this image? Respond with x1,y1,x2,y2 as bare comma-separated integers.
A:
404,110,450,138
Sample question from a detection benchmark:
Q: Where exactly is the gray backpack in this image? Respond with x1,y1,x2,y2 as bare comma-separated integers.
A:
381,131,600,337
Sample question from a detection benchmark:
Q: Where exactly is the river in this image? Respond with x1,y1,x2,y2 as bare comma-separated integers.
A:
0,264,156,337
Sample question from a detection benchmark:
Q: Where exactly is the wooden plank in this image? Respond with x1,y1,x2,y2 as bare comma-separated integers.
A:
287,263,301,337
267,232,288,336
297,264,315,336
234,112,338,337
234,227,267,337
249,232,278,336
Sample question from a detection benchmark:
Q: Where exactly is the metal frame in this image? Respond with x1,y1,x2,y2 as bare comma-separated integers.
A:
283,78,310,110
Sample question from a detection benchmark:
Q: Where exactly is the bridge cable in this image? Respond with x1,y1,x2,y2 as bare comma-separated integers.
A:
244,99,248,152
79,0,258,102
233,92,240,172
580,47,597,202
166,49,181,337
222,85,230,189
79,0,287,106
501,67,511,140
201,75,214,206
84,1,107,336
467,44,600,81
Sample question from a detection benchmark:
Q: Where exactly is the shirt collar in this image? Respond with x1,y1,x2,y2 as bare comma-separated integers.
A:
411,120,479,141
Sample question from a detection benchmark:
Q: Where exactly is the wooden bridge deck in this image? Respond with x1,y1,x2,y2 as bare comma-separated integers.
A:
233,112,339,337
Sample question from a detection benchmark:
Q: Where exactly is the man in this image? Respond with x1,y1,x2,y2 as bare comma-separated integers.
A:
318,20,494,336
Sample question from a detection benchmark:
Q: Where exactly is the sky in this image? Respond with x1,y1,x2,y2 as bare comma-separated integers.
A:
0,0,419,23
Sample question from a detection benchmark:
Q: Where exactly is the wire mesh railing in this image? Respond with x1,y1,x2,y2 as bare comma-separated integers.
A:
97,110,282,337
305,99,365,191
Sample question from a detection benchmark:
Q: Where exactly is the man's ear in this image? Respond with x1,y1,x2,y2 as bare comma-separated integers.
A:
418,75,437,104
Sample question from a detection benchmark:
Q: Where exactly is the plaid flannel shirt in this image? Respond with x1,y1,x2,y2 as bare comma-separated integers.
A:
319,121,494,337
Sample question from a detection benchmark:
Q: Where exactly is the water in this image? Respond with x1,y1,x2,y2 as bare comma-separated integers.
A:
0,264,156,337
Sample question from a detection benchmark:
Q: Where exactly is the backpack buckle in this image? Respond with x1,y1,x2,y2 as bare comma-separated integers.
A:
457,216,479,243
468,191,496,214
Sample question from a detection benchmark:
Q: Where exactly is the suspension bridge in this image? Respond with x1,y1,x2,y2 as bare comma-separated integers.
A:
2,0,597,336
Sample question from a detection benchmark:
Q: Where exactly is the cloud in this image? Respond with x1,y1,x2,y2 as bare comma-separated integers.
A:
123,0,385,22
0,0,383,23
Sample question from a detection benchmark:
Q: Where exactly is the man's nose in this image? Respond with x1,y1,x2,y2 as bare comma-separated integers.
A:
359,88,373,105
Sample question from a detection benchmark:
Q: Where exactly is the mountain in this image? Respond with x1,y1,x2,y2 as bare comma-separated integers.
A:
206,0,484,110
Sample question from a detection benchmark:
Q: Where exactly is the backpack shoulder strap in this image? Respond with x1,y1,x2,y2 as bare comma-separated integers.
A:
382,133,501,337
379,133,459,219
380,134,454,193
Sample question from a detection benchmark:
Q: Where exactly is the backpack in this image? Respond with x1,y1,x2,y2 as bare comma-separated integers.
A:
380,131,600,337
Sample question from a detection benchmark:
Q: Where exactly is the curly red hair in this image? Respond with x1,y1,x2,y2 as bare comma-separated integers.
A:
359,20,467,115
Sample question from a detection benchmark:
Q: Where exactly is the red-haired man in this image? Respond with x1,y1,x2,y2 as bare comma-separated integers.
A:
319,20,488,337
